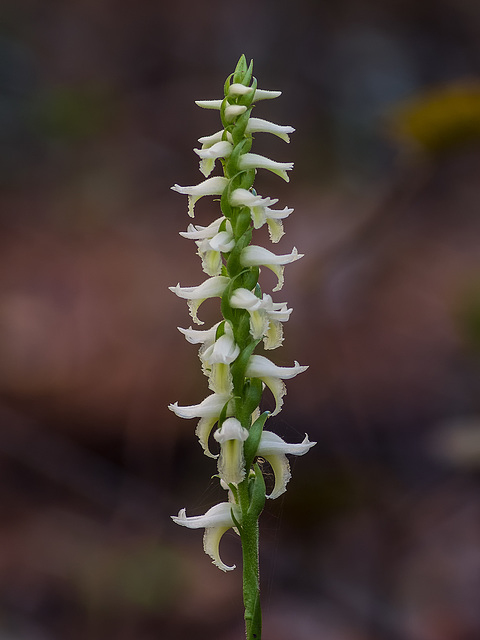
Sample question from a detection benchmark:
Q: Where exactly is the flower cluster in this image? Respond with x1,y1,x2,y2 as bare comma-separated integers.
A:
169,56,315,573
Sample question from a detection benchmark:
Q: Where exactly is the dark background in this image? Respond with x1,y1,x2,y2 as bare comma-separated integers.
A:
1,0,480,638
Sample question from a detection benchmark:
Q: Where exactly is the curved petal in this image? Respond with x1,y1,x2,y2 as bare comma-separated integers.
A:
238,153,293,182
198,130,233,146
169,276,229,324
253,89,282,101
262,453,291,499
204,526,236,572
266,218,284,243
240,245,303,267
258,431,316,456
229,188,278,210
179,217,224,240
194,141,234,177
195,415,220,457
246,117,295,143
168,392,231,419
171,502,235,529
240,246,303,291
171,177,228,216
246,355,308,380
257,432,316,499
194,140,233,160
195,99,223,109
225,104,247,122
259,375,286,416
171,502,239,573
178,323,219,345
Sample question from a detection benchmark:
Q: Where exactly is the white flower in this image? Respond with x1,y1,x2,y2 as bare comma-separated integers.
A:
178,323,220,345
257,206,294,243
179,217,224,241
245,355,308,415
194,140,233,177
169,392,233,457
225,104,247,122
238,153,293,182
229,288,292,349
214,417,249,485
169,275,229,324
202,332,240,365
201,332,239,394
229,188,293,243
257,431,316,499
252,89,282,101
195,99,224,109
198,130,233,147
171,502,240,572
180,219,234,276
240,245,303,291
230,188,278,210
195,90,281,111
171,176,229,217
196,228,235,276
227,83,254,97
178,323,237,394
246,117,295,143
168,392,230,420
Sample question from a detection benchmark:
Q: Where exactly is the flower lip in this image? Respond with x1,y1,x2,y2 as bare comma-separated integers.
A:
256,431,316,499
214,417,249,486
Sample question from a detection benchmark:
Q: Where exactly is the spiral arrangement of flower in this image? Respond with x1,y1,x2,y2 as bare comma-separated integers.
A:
169,55,315,640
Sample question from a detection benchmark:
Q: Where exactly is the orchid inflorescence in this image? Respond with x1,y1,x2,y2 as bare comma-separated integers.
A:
169,55,315,638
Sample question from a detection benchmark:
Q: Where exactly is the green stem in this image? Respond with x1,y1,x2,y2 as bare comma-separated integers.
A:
238,481,262,640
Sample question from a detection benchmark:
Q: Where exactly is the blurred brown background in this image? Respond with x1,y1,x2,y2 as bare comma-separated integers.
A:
1,0,480,638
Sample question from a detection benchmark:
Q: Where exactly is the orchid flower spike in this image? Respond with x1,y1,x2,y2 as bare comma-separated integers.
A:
169,58,314,627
